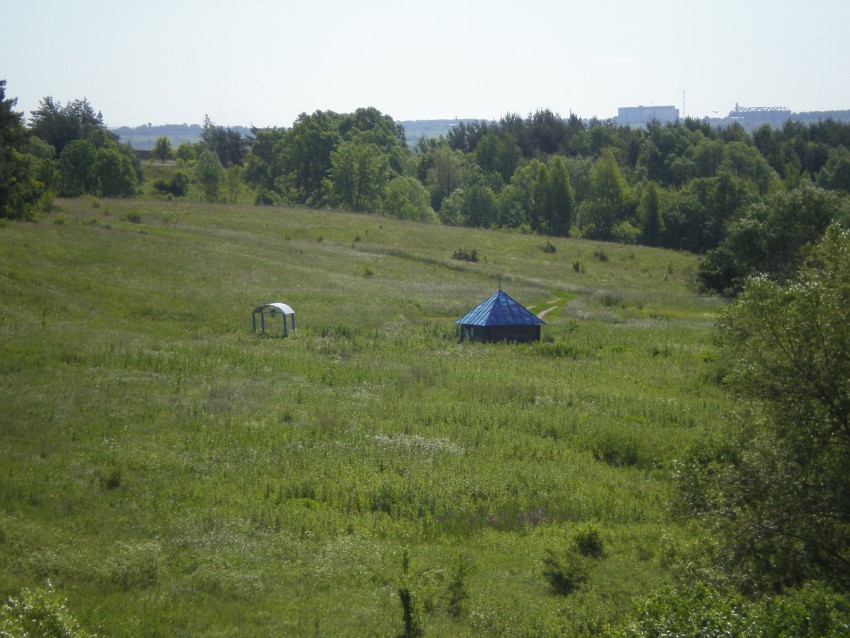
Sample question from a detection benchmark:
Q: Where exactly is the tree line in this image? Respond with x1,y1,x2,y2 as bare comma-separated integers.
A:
3,80,850,294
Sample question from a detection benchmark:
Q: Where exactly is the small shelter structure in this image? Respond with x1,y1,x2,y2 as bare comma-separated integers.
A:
455,289,544,342
252,302,296,337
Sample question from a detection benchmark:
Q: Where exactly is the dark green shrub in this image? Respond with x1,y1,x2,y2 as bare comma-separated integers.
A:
446,558,470,617
586,425,650,468
572,523,605,558
542,548,589,595
98,465,122,490
451,247,479,262
398,584,424,637
153,171,189,197
398,548,424,637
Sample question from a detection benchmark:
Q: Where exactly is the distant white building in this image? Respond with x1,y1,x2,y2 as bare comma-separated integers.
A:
617,105,679,126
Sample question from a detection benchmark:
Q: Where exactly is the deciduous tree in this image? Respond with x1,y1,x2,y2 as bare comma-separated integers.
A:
548,156,575,236
0,80,50,219
638,181,661,245
194,148,224,202
59,139,97,197
29,96,114,156
95,145,137,197
328,141,389,213
381,177,437,223
681,228,850,593
578,148,631,239
698,183,850,293
152,136,173,163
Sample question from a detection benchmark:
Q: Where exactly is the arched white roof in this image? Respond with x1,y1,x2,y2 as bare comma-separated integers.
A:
253,302,294,315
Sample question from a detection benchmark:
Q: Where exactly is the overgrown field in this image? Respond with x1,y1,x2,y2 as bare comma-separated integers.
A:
0,197,729,636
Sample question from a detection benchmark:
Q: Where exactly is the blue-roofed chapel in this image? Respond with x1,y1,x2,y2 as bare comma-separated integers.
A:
455,289,544,342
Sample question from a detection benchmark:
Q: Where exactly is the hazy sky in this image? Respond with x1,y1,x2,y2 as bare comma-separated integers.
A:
3,0,849,128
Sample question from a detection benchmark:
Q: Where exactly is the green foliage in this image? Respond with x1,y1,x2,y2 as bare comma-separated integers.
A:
547,155,575,236
48,106,137,199
615,581,850,638
611,221,641,245
194,148,225,202
1,80,53,220
638,181,662,245
174,141,196,164
58,139,98,196
425,144,464,213
474,129,521,183
681,228,850,592
572,523,605,558
29,95,115,157
446,558,470,617
457,183,498,228
244,108,407,208
398,584,424,638
381,176,438,223
224,165,243,204
398,548,424,637
450,247,478,262
94,145,138,197
0,582,94,638
200,115,247,168
151,135,172,163
579,148,632,239
328,141,389,212
153,171,190,197
542,548,590,595
699,182,850,294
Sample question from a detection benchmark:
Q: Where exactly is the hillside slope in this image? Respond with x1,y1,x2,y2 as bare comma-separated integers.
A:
0,199,728,636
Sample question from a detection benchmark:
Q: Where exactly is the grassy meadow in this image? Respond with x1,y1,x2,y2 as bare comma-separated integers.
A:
0,193,730,636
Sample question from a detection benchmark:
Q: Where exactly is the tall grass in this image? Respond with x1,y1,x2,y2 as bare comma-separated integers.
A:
0,196,728,636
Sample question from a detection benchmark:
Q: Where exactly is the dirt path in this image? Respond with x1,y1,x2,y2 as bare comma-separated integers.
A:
537,305,558,319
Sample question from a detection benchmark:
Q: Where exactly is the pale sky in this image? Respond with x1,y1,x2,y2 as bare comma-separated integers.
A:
2,0,849,128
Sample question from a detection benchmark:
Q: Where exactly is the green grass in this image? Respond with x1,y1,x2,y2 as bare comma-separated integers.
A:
0,196,728,636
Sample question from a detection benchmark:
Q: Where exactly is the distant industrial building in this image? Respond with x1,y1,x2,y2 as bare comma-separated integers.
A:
725,103,791,125
617,105,679,127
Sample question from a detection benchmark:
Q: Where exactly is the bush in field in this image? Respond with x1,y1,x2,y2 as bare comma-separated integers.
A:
572,522,605,558
0,582,94,637
451,247,478,262
586,423,653,468
153,171,189,197
446,558,470,617
614,581,850,638
542,548,590,595
398,548,424,637
195,149,224,202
